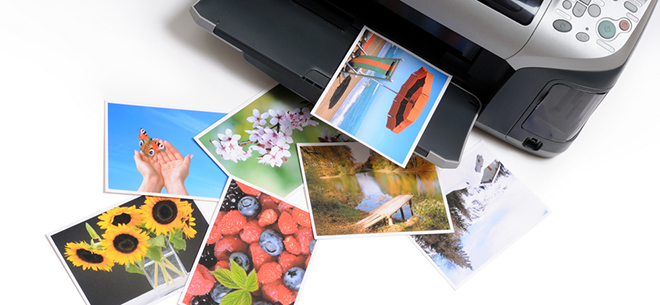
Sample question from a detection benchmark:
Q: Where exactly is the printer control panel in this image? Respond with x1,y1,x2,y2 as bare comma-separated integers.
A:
550,0,650,54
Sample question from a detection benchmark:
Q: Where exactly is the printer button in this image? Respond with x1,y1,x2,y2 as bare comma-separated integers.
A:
624,1,639,13
578,0,591,4
597,20,616,39
588,4,601,17
597,39,616,53
576,32,590,42
562,0,572,9
573,2,588,17
553,19,573,32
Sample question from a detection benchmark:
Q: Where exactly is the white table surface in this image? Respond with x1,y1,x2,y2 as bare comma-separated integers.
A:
2,1,659,304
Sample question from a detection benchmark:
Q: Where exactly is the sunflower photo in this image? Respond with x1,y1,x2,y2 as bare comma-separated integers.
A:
47,195,209,305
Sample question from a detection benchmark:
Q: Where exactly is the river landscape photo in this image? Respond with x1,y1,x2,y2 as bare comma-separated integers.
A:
298,142,453,238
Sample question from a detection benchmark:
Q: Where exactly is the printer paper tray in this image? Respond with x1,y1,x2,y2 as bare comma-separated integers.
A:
192,0,480,168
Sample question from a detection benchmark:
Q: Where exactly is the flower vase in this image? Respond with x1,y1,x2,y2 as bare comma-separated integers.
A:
143,242,187,289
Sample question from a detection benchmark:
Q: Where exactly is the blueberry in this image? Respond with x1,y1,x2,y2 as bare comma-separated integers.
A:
209,282,233,304
237,195,261,217
190,294,217,305
283,266,305,291
259,229,284,256
252,300,273,305
228,251,252,272
199,243,218,269
308,239,316,254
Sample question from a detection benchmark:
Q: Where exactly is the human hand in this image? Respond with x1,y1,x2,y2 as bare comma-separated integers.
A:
134,150,164,193
154,139,191,196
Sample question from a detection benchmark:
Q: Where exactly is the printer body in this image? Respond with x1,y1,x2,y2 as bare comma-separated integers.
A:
191,0,656,168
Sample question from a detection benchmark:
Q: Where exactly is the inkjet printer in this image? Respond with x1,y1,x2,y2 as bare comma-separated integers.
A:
190,0,657,168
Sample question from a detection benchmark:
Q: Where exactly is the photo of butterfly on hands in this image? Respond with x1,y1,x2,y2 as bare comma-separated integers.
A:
105,102,229,201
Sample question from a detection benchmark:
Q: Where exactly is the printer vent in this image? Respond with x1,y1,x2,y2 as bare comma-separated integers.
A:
302,70,330,91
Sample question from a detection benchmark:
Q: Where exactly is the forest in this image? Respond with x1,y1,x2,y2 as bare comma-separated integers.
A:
299,145,437,178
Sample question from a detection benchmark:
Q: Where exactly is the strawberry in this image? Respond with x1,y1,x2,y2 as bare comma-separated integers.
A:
291,208,312,227
239,220,263,244
187,265,215,296
219,210,246,236
277,211,298,235
257,262,283,284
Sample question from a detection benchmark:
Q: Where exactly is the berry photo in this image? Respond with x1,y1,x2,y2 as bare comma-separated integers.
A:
179,179,316,305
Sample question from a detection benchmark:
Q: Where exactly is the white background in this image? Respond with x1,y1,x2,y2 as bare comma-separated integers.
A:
3,1,659,304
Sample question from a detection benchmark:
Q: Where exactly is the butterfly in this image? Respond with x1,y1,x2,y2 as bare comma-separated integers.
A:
138,128,165,157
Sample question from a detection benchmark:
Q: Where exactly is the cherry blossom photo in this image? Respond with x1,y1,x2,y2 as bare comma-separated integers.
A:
194,84,350,206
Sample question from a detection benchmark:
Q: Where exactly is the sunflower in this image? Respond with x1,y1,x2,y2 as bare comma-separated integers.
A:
101,225,150,265
64,241,114,271
181,213,197,239
139,196,189,236
97,206,143,230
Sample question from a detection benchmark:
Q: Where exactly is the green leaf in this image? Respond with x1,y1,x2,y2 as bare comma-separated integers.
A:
229,259,248,290
85,223,100,240
169,230,186,252
148,234,165,247
245,270,259,292
220,290,252,305
145,245,162,262
210,268,241,289
125,261,145,275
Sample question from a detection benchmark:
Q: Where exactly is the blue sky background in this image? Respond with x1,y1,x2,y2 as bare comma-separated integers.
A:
106,103,227,200
333,42,450,166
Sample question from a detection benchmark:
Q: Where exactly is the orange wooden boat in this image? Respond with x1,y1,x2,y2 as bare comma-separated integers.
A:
386,67,434,133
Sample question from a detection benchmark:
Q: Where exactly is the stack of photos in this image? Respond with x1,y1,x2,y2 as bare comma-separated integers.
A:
178,179,316,305
311,27,452,167
47,196,209,305
49,26,551,305
105,102,228,201
194,84,351,209
410,142,551,289
297,142,453,238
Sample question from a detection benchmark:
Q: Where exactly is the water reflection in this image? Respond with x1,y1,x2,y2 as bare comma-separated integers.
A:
324,171,441,220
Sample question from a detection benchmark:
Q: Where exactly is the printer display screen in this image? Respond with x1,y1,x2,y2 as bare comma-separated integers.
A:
477,0,543,25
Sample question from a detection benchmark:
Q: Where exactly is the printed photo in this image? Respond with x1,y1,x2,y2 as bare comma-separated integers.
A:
47,195,209,305
311,26,452,167
194,84,350,206
179,179,316,305
298,142,453,239
410,142,551,289
105,102,228,201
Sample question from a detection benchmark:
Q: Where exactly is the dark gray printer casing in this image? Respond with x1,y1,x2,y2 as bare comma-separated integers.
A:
190,0,657,167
